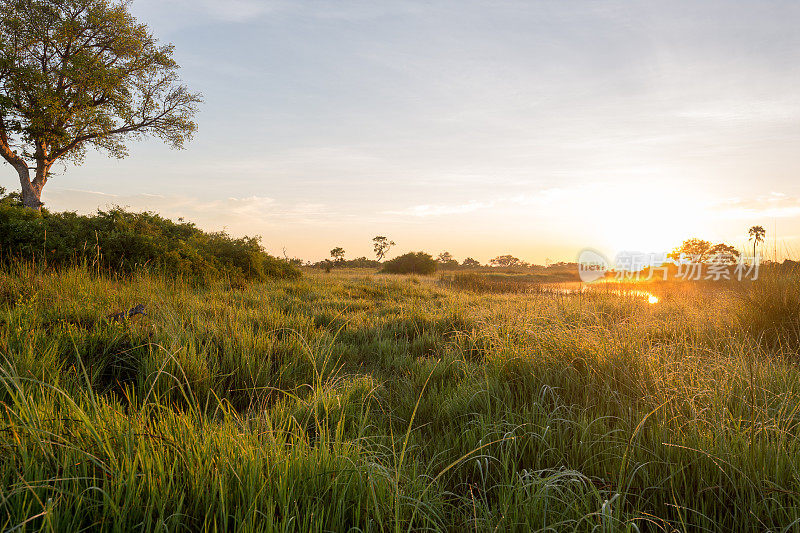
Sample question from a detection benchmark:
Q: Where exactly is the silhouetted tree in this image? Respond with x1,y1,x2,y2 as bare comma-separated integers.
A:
670,239,744,265
706,243,741,265
0,0,201,209
436,251,459,270
749,226,766,259
668,239,714,262
372,236,395,261
461,257,481,268
330,247,345,264
490,255,521,267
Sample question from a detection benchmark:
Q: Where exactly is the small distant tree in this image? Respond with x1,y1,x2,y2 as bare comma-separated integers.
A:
749,225,766,259
706,243,741,265
490,254,521,268
372,236,395,261
330,247,345,264
436,251,459,270
670,239,743,264
461,257,481,268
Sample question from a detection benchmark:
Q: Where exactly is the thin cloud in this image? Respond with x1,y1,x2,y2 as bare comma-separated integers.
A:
385,201,493,218
712,193,800,220
44,188,333,227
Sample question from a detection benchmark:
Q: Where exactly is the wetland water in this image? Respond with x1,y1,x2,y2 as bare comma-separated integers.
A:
540,283,660,304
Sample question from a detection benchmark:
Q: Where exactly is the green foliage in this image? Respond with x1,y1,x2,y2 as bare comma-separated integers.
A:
0,0,201,206
342,256,382,268
0,186,21,207
382,251,437,275
0,202,299,281
0,0,201,158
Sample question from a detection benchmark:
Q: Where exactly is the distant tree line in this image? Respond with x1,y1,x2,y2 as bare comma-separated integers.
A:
298,237,579,276
294,226,773,277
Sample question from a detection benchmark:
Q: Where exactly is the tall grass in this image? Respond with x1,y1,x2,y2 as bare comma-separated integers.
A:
734,270,800,354
1,266,800,531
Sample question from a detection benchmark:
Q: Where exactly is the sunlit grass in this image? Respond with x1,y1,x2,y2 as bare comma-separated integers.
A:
1,265,799,531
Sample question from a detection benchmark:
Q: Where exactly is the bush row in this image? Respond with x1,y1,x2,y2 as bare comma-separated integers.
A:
0,192,299,281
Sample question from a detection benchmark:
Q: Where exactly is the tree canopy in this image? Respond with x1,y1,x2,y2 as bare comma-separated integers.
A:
330,247,345,262
0,0,201,207
669,238,741,264
461,257,481,268
490,254,522,267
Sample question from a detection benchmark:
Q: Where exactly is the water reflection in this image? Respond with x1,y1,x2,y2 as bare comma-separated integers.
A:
541,283,660,304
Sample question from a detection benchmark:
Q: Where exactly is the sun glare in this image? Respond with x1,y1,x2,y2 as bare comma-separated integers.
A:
592,184,712,253
648,295,660,304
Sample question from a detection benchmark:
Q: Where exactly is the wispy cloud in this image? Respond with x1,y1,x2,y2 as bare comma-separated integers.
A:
384,201,493,218
383,188,569,218
712,193,800,220
45,189,334,228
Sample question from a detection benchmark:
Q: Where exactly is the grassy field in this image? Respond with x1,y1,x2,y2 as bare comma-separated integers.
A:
1,265,800,531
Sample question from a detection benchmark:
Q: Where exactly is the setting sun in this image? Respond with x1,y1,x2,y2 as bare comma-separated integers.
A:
588,183,715,255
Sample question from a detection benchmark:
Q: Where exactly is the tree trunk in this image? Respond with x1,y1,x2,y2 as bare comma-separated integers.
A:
16,165,43,210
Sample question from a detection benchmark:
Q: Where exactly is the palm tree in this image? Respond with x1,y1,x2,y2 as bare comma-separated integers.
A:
748,225,766,260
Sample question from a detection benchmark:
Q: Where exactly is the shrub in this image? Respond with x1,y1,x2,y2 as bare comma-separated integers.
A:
0,200,299,281
381,252,437,275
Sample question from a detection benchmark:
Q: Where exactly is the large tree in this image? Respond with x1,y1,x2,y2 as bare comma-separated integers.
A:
0,0,201,209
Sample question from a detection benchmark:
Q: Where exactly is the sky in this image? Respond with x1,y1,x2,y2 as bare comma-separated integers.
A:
4,0,800,263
